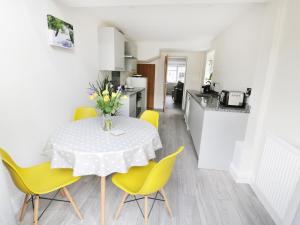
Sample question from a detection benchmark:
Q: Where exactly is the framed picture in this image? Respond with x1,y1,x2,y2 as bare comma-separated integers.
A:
47,15,74,49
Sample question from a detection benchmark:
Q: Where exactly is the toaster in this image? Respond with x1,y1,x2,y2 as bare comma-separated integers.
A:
219,90,246,108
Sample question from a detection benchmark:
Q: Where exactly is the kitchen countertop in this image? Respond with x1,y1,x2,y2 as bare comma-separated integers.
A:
187,89,250,113
123,87,145,96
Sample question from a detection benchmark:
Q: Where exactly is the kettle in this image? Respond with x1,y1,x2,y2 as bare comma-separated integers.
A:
202,81,211,93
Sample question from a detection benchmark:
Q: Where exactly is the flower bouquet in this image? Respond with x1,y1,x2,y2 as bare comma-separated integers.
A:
89,77,125,131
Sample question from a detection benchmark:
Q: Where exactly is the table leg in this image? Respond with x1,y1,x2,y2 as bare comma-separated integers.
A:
100,176,106,225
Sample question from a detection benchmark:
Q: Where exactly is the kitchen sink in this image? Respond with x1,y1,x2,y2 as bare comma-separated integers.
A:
196,93,211,97
196,92,219,98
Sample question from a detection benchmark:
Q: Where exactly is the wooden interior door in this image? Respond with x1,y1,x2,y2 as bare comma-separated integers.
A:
137,64,155,109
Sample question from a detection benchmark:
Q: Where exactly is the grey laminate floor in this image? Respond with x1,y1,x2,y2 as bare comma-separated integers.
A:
21,99,275,225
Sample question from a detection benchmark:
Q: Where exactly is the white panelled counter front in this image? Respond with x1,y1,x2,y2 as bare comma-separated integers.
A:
185,90,249,171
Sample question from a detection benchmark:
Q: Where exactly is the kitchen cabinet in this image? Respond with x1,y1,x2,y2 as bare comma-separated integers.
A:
139,89,146,113
117,89,146,117
188,97,204,157
125,41,137,73
186,90,249,171
118,93,136,117
129,94,137,117
184,92,191,129
98,27,125,71
126,77,148,110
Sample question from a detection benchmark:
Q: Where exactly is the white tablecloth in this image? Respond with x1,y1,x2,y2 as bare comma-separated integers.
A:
45,116,162,176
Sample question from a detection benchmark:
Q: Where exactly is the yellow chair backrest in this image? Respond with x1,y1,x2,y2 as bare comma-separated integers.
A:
73,107,97,121
0,148,31,194
138,146,184,195
140,110,160,129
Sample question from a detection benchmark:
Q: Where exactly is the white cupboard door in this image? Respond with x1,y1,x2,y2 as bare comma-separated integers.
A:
98,28,114,70
185,93,191,129
114,29,125,71
118,97,129,116
188,97,204,157
98,27,125,71
129,94,137,117
140,90,146,112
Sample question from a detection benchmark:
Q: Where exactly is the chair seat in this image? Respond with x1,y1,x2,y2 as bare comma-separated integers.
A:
21,162,80,195
112,161,157,195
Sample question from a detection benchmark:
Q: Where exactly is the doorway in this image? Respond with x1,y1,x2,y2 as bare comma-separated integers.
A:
164,56,187,111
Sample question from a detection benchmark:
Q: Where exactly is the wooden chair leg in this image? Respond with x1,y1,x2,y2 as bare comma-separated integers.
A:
100,176,106,225
59,188,66,198
160,188,173,218
33,195,39,225
114,192,129,220
62,187,84,220
144,196,148,225
19,194,30,221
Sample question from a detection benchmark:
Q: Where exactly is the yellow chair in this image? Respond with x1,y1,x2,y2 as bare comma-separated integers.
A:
140,110,160,129
0,148,83,225
73,107,97,121
112,146,184,225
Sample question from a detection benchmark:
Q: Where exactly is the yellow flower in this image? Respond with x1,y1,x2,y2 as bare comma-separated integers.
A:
102,90,109,95
112,92,117,98
93,92,98,97
104,95,110,102
89,95,95,100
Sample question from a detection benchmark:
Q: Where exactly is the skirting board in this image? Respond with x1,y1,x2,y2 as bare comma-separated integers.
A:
251,183,282,225
229,163,254,184
230,166,282,223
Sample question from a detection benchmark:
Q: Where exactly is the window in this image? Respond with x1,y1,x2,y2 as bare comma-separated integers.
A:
203,50,215,84
178,66,186,82
167,65,178,83
167,58,186,83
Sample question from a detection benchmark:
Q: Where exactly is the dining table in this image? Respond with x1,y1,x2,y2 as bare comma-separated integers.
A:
44,116,162,225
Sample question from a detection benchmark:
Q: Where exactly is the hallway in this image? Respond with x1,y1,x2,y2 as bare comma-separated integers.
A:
165,95,182,111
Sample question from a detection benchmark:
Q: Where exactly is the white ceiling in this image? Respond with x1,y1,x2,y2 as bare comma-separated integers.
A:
60,0,269,7
59,0,268,43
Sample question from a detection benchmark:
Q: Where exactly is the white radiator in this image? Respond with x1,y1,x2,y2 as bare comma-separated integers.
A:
255,135,300,222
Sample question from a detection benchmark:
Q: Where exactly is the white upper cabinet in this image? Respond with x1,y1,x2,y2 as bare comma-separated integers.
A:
98,27,125,71
125,41,138,72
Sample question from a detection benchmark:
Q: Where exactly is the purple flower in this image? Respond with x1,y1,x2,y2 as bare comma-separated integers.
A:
88,89,94,95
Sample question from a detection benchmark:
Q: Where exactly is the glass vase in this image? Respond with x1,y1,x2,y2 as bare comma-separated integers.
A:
102,113,112,131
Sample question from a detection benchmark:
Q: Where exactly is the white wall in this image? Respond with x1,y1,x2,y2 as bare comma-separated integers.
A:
217,0,300,223
179,52,206,109
0,0,99,215
137,39,211,61
0,0,99,165
207,1,279,180
211,5,267,91
262,0,300,153
293,204,300,225
230,0,298,178
151,58,163,109
203,8,275,182
0,161,16,225
251,0,300,223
